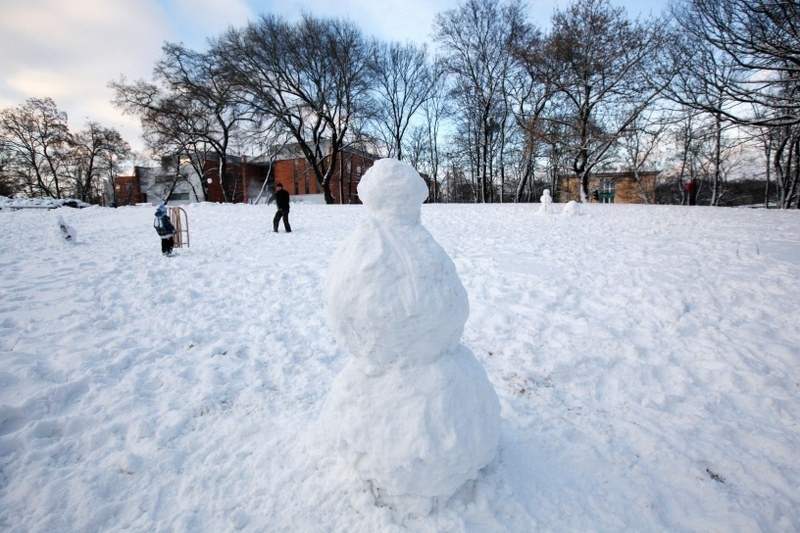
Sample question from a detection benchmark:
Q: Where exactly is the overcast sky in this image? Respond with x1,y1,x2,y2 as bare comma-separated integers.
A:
0,0,668,154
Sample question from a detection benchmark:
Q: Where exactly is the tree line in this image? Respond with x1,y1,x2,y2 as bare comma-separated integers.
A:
0,98,130,202
1,0,798,208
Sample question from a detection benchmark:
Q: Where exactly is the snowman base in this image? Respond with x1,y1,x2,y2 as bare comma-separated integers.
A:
370,482,438,517
320,345,500,507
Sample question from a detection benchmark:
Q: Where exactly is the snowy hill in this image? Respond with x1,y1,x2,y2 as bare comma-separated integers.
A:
1,201,799,531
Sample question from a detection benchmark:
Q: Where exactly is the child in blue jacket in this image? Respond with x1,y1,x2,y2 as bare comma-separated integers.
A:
153,205,175,256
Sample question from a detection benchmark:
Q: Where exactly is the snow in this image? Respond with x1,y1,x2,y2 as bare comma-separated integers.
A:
320,159,500,512
561,200,580,217
56,216,77,243
0,197,91,211
1,195,800,531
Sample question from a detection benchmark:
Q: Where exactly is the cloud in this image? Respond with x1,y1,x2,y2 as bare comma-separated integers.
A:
259,0,458,46
0,0,452,153
169,0,254,47
0,0,170,150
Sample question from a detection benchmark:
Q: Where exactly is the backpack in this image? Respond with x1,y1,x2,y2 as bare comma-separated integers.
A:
154,215,175,238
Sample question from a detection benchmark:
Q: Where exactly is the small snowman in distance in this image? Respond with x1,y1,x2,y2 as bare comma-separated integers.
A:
319,158,500,514
536,188,553,215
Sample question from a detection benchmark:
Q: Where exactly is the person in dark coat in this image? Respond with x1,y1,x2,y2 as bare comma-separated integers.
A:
153,204,175,256
271,183,292,233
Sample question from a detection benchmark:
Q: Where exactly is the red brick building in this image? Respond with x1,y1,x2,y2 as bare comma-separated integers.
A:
115,145,391,206
202,146,380,204
204,156,271,204
112,172,147,206
272,146,378,204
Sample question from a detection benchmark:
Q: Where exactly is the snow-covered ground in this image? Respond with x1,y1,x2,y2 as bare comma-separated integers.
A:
1,198,799,532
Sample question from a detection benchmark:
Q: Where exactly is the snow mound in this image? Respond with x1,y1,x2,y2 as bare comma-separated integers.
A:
57,215,77,243
562,200,580,216
0,195,90,210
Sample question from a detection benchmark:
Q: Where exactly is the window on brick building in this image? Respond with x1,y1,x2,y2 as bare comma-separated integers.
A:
599,179,615,203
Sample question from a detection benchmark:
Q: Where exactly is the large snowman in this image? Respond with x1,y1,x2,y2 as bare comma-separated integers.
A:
320,158,500,511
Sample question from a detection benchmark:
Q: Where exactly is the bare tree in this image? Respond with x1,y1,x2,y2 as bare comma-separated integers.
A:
508,27,559,203
404,125,427,171
370,41,439,160
542,0,674,202
400,63,451,202
540,107,576,200
672,0,800,128
669,0,800,208
0,144,14,196
68,122,130,203
767,121,800,208
421,69,452,202
111,42,248,202
434,0,532,203
0,98,70,198
217,14,374,204
618,109,671,204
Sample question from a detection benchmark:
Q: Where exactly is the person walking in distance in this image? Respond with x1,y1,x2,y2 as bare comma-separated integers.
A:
272,182,292,233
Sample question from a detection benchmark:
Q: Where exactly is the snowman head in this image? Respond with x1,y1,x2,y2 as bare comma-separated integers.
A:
358,159,429,225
